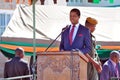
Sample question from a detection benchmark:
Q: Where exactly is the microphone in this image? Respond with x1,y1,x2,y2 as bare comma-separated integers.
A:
44,25,69,52
62,25,69,32
75,48,83,54
71,48,83,53
71,49,76,52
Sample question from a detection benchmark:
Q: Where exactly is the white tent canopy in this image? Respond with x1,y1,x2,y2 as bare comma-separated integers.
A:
2,5,120,44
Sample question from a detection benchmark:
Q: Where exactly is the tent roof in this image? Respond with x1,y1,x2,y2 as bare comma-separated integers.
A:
2,5,120,41
1,5,120,59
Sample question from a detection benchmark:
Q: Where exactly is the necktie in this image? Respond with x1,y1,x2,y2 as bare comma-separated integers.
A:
115,64,119,77
69,26,75,45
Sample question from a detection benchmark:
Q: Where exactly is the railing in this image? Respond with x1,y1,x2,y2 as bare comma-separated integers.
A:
4,75,33,80
111,77,120,80
67,0,117,6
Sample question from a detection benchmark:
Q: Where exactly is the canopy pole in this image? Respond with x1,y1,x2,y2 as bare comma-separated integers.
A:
33,0,36,80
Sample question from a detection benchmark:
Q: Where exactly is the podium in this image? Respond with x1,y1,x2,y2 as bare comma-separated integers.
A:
37,51,88,80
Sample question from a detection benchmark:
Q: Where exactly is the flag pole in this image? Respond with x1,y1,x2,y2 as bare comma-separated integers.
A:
33,0,36,80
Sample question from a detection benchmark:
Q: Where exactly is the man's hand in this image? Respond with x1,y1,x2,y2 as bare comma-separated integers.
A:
93,61,102,73
85,54,102,73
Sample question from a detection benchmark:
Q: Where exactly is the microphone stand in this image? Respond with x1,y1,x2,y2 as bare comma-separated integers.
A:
30,26,69,76
44,25,69,52
44,33,61,52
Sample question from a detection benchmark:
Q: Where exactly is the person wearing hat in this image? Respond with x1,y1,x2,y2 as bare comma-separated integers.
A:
4,47,30,80
85,17,102,80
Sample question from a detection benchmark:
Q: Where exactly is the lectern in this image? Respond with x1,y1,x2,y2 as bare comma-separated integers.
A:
37,51,88,80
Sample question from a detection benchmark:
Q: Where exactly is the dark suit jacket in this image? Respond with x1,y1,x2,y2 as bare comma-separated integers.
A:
4,57,30,80
100,60,120,80
60,24,91,54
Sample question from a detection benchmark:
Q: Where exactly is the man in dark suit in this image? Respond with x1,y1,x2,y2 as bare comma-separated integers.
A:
60,8,101,74
100,50,120,80
4,47,30,80
60,8,91,53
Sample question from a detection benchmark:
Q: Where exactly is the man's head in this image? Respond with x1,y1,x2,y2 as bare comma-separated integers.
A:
85,17,98,33
110,50,120,63
15,47,24,58
70,8,81,25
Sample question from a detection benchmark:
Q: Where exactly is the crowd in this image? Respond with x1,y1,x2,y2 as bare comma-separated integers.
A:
3,8,120,80
4,0,68,5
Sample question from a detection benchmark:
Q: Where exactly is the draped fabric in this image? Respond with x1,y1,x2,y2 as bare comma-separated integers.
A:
1,5,120,58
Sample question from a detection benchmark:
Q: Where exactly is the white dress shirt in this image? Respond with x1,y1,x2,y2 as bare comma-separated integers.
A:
69,23,79,42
